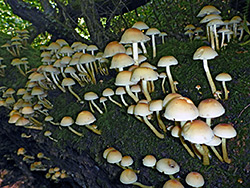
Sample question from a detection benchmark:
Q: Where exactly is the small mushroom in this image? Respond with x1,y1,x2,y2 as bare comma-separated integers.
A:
215,73,232,100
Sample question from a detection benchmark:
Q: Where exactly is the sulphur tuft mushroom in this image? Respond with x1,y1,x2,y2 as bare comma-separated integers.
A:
185,171,205,188
215,72,232,100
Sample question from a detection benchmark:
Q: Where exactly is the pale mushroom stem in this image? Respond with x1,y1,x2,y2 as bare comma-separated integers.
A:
67,86,82,102
156,111,166,132
29,116,43,127
213,25,220,50
46,135,58,142
88,101,95,113
222,81,229,100
85,125,101,135
221,138,232,164
161,77,166,93
161,36,165,44
140,42,147,54
206,26,210,42
108,96,122,107
68,126,83,137
132,42,139,65
132,182,154,188
233,23,237,38
239,29,244,41
209,146,224,162
142,116,164,139
90,100,103,114
195,144,210,165
125,85,139,103
203,59,217,95
142,80,151,101
89,62,96,84
220,33,225,48
120,95,128,107
209,26,215,50
17,65,26,76
151,35,157,58
179,136,195,158
50,73,66,93
166,66,176,93
70,73,84,87
150,81,155,92
206,118,212,127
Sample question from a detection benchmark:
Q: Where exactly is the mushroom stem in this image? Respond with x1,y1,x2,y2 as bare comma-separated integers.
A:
67,86,82,102
140,42,147,54
180,136,195,158
90,100,103,114
156,111,166,132
125,85,139,103
221,138,231,164
29,116,43,127
213,25,220,50
166,66,175,93
220,33,225,48
108,96,122,107
85,125,101,135
67,126,83,137
46,135,58,142
50,73,66,93
142,80,151,101
206,118,212,127
120,95,128,107
209,25,215,50
17,65,26,77
161,77,166,93
209,146,224,162
132,42,139,65
222,81,229,100
142,116,164,139
151,35,157,58
195,144,210,165
132,182,154,188
203,59,217,95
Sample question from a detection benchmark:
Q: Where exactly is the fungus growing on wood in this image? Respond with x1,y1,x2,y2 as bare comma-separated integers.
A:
103,41,126,58
75,111,101,135
213,123,237,164
60,116,83,137
102,88,122,107
185,172,205,188
149,100,166,132
44,131,58,142
193,46,218,97
215,73,232,100
61,78,82,102
163,179,184,188
142,155,157,168
84,91,103,114
156,158,180,179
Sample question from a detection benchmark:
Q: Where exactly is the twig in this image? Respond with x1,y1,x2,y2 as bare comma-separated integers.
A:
238,103,250,118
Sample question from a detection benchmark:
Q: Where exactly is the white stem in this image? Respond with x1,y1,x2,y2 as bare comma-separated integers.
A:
222,81,229,100
166,66,175,93
203,59,217,95
151,35,156,58
132,42,139,65
142,80,151,101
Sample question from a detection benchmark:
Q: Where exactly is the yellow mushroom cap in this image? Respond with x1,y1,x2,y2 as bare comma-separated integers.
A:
156,158,180,175
158,56,178,67
182,120,214,144
121,155,134,167
84,91,99,101
120,169,137,184
163,179,184,188
120,28,147,44
60,116,74,127
103,147,116,159
193,46,218,60
106,149,122,164
215,73,232,82
185,172,205,187
213,123,237,139
198,98,225,119
103,41,126,58
131,67,158,83
142,155,157,167
134,103,152,116
132,21,149,30
75,111,96,125
110,53,135,70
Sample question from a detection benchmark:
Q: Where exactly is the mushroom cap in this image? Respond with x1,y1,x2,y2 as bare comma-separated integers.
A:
60,56,72,65
60,116,74,127
59,46,74,55
103,41,126,58
159,32,168,36
230,16,242,24
115,71,135,86
134,102,152,116
158,56,178,67
102,88,114,97
61,78,76,87
75,111,96,125
56,39,69,47
164,97,199,122
163,179,184,188
64,66,76,74
149,99,163,111
200,14,222,23
207,19,224,27
198,98,225,118
120,169,137,184
103,147,116,159
213,123,237,139
8,114,21,124
171,125,181,138
197,5,221,17
120,28,147,44
86,44,98,52
110,53,135,69
106,149,122,164
162,93,182,108
127,105,135,115
156,158,180,175
140,62,157,70
130,67,158,83
182,120,214,144
121,156,134,167
185,172,205,187
115,87,126,95
71,41,83,48
205,135,221,146
184,24,195,30
215,73,232,82
132,21,149,30
193,46,218,60
21,106,34,115
84,91,99,101
31,86,44,96
15,117,30,126
130,85,141,93
79,53,95,64
146,28,160,35
47,42,60,51
142,155,157,167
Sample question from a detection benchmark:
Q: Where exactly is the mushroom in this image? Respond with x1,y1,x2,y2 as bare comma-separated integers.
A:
102,88,122,107
44,131,58,142
115,87,128,107
156,158,180,179
146,28,160,58
120,169,153,188
205,135,224,162
60,116,83,137
185,172,205,188
84,91,103,114
213,123,237,164
110,53,135,71
163,179,184,188
134,102,164,139
142,155,157,168
103,41,126,58
157,56,178,93
75,110,101,135
193,46,218,96
215,73,232,100
159,32,168,44
132,21,149,54
198,98,225,126
61,78,82,102
149,100,166,132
